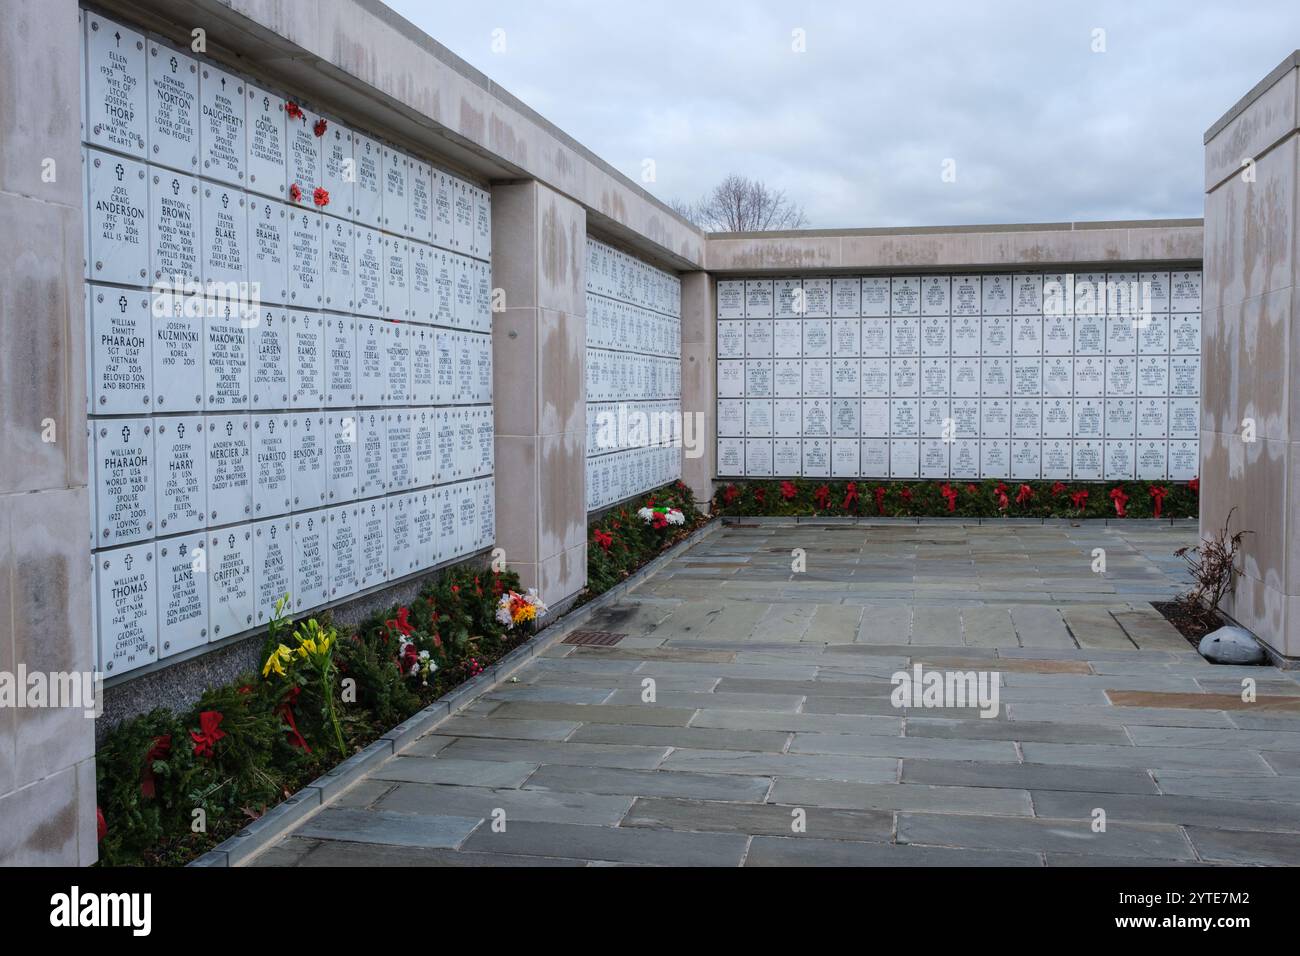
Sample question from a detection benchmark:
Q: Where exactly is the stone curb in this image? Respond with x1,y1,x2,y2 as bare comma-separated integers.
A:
189,518,721,867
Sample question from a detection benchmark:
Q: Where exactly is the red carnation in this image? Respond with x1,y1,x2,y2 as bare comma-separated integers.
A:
313,118,328,137
289,182,303,203
285,101,303,120
313,187,330,207
593,529,614,552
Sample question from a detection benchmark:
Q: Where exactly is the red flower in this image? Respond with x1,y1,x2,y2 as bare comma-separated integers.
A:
1015,484,1033,506
190,711,226,759
779,480,797,501
593,529,614,552
842,482,860,511
285,101,304,120
313,117,328,137
1069,489,1090,510
1189,477,1200,495
813,485,831,510
96,807,107,843
140,734,172,798
451,585,460,594
313,187,330,207
289,182,303,203
939,483,958,513
1109,486,1129,518
1150,485,1169,519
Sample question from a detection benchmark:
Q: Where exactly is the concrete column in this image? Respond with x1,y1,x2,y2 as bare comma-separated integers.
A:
1202,52,1300,658
0,0,98,864
491,180,588,606
680,272,715,509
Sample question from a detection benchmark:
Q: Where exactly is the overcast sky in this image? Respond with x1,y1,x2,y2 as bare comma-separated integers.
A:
385,0,1300,229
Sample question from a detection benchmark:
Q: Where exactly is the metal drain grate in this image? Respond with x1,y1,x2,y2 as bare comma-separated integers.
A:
562,629,628,647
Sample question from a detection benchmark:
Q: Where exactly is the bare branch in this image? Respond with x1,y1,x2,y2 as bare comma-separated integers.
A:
670,174,808,232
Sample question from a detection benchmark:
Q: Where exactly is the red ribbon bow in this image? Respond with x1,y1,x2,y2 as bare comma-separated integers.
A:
939,483,958,513
190,711,226,759
1069,490,1090,510
1051,481,1067,496
874,486,888,515
1016,484,1033,506
1189,477,1199,495
276,687,311,752
1109,487,1129,518
1150,485,1169,519
779,480,797,501
753,487,766,506
994,482,1010,511
813,485,831,510
842,482,860,511
723,484,740,505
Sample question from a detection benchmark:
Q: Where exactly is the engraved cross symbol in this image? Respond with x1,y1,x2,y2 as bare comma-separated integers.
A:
114,163,124,181
124,553,134,569
221,192,230,208
227,533,235,548
117,295,128,312
269,524,277,538
267,418,275,433
121,425,131,443
176,422,185,439
226,421,234,436
171,178,180,196
262,96,269,111
307,517,314,531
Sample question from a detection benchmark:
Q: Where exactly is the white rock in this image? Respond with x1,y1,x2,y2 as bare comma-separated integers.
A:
1198,626,1266,665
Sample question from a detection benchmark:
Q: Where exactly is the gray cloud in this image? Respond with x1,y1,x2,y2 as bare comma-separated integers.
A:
384,0,1300,228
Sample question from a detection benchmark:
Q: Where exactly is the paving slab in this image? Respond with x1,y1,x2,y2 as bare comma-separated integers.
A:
897,811,1194,859
524,764,774,802
461,820,750,866
744,836,1042,867
622,796,893,842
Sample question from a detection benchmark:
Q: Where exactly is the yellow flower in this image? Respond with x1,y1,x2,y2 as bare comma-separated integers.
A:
297,637,317,658
262,644,292,678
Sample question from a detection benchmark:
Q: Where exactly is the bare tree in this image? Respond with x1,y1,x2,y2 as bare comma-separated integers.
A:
672,174,808,232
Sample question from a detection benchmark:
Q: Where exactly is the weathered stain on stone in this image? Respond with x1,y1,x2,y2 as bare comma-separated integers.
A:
539,201,570,296
458,96,486,145
489,112,525,167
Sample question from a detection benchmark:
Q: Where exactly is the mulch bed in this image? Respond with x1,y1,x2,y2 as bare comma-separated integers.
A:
1152,600,1227,651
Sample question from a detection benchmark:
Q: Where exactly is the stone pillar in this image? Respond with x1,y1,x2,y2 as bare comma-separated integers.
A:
680,271,715,509
490,181,588,607
1202,52,1300,658
0,0,98,864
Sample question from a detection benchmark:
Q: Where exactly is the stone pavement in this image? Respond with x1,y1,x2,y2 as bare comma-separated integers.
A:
257,521,1300,867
